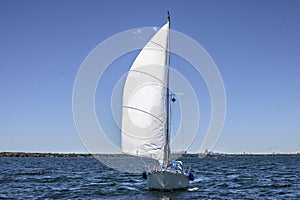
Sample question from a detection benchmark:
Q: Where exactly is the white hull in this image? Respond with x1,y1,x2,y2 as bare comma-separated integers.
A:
147,171,189,190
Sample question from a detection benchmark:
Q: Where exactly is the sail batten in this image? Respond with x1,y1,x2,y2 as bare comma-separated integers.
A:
121,22,169,164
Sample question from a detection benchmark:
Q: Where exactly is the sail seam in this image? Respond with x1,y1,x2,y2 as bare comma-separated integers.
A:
149,41,167,50
122,106,163,123
129,70,165,85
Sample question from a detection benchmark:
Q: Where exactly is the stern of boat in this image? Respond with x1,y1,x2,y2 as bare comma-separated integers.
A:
147,171,189,191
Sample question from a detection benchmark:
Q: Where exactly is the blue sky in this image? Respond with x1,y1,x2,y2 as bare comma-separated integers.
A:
1,0,299,153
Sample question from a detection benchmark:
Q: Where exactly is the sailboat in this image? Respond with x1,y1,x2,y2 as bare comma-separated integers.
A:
121,13,194,190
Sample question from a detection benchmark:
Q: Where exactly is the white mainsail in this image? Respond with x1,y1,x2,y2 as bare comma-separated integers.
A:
121,22,170,164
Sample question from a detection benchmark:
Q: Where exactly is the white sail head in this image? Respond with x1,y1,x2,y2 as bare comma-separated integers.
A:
121,22,169,164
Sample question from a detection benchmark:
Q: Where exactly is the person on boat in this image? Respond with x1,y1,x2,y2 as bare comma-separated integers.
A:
142,170,147,179
170,161,183,174
153,165,157,173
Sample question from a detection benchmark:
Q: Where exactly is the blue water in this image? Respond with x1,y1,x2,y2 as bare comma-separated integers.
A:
1,155,299,199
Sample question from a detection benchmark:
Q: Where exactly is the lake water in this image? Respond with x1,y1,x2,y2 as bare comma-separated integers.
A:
0,155,299,199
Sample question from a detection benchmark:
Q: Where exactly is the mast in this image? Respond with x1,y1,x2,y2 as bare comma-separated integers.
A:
164,11,171,166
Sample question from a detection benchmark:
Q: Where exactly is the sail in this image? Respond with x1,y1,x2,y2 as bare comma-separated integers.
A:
121,22,170,164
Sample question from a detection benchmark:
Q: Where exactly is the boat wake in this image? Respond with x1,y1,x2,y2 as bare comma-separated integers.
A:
191,177,205,183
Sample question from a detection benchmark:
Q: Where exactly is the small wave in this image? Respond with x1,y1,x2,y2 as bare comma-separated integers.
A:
188,187,199,192
227,174,239,180
117,185,140,192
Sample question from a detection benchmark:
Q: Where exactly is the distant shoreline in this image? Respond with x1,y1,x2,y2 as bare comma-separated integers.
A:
0,152,299,158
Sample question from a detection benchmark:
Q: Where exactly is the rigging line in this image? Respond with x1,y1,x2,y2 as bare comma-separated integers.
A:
170,94,174,149
170,94,178,150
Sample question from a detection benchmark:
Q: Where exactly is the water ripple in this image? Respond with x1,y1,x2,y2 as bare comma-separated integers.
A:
0,156,299,199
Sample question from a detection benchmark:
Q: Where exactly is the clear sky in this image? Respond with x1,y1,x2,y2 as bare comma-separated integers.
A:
1,0,299,154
